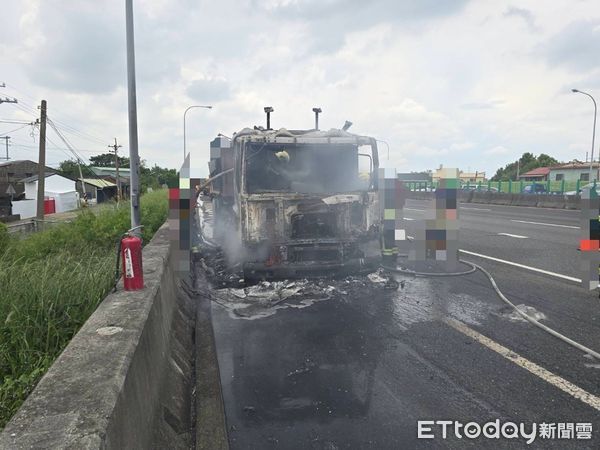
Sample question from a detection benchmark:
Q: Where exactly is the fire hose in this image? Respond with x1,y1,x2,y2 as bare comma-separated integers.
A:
382,258,600,361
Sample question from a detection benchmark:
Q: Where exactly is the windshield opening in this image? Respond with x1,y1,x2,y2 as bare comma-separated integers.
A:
245,142,367,194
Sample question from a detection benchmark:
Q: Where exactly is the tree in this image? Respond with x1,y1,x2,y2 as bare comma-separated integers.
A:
89,153,130,168
58,159,94,179
491,152,559,181
140,164,178,191
57,157,179,193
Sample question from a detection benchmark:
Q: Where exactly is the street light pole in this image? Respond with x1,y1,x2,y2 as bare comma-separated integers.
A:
377,139,391,160
183,105,212,159
125,0,141,234
572,89,597,182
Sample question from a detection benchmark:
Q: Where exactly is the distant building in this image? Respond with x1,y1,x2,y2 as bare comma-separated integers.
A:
548,162,600,182
90,166,131,177
518,167,551,181
432,167,486,183
12,173,78,219
90,166,130,199
0,160,57,199
77,178,117,203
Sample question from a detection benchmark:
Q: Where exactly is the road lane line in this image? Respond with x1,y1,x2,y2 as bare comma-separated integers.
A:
404,217,415,221
405,208,425,211
461,207,491,211
511,220,580,229
459,249,581,283
497,233,528,239
443,317,600,412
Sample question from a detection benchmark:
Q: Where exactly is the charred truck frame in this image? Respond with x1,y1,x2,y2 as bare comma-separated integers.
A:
208,119,382,279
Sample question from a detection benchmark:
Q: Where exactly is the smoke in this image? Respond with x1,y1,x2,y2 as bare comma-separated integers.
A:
246,143,369,194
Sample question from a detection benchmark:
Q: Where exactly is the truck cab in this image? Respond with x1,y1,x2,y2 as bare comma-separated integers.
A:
209,127,382,279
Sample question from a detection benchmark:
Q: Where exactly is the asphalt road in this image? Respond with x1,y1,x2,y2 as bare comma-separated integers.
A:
205,201,600,449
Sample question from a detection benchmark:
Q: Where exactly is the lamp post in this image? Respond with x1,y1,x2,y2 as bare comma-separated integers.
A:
183,105,212,159
377,139,391,160
572,89,597,182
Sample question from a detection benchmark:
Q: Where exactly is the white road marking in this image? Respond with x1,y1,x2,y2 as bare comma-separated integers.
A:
404,217,415,221
459,249,581,283
461,207,492,211
498,233,528,239
511,219,580,229
404,208,425,211
443,317,600,411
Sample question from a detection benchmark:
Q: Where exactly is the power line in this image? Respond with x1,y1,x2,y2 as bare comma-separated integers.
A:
5,83,108,144
9,141,102,154
0,119,34,125
0,124,31,136
3,84,110,150
47,119,89,165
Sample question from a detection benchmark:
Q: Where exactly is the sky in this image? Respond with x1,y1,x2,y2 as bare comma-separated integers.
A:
1,0,600,178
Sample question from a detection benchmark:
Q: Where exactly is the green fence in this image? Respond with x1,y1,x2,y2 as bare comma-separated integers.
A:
403,179,596,194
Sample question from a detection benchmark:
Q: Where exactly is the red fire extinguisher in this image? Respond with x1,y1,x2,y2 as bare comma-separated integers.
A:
117,226,144,291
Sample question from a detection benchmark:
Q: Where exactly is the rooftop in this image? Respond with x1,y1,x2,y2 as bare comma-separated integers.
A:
551,162,600,170
79,178,117,188
19,173,60,183
519,167,551,177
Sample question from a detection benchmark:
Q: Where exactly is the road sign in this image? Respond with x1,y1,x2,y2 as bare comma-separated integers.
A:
5,184,16,195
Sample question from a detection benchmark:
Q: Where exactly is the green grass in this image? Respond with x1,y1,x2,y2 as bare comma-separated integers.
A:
0,189,168,429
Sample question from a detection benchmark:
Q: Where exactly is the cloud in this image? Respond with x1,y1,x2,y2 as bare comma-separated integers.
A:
484,145,511,156
19,3,125,94
541,19,600,72
460,99,505,110
186,78,231,103
250,0,470,53
503,6,536,30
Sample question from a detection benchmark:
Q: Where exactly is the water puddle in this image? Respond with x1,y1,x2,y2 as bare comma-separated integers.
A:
502,304,547,323
389,275,492,329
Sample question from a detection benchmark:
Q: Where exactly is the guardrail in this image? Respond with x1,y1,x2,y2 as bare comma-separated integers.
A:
403,179,597,195
406,190,582,209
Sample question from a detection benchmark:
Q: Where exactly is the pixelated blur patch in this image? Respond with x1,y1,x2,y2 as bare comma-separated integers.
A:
590,219,600,240
580,239,600,251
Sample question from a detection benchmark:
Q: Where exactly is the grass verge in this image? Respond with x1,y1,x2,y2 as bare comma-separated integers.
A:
0,189,168,429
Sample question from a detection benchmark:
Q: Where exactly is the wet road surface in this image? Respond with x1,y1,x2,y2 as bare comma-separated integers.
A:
202,201,600,449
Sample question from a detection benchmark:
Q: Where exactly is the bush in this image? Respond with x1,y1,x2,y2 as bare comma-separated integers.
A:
0,222,8,255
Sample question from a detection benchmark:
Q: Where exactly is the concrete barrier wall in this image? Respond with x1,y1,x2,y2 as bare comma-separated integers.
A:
0,222,195,449
564,195,581,210
511,194,538,207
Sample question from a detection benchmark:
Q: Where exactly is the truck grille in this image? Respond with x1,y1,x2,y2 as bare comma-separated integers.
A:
291,212,337,239
289,245,341,263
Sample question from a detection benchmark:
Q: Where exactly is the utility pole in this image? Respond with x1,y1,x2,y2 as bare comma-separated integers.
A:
109,138,123,202
0,82,17,105
1,136,9,160
36,100,47,221
125,0,141,234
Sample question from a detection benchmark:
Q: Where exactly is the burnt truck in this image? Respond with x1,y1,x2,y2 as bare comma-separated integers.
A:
207,121,382,279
